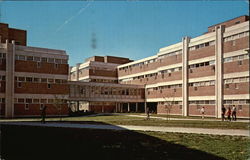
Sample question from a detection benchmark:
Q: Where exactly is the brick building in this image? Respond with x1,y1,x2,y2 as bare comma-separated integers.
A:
0,23,69,118
117,15,249,118
1,15,249,118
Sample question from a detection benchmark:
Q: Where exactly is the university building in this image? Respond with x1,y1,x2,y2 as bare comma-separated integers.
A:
1,15,249,118
0,23,69,118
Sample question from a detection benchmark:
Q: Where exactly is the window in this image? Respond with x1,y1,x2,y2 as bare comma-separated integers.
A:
48,58,54,63
48,84,51,89
26,77,33,82
27,56,34,61
55,63,58,69
17,82,22,88
40,104,44,111
238,61,242,65
19,55,25,61
41,57,47,62
48,79,54,83
41,99,47,103
225,84,229,89
37,62,41,68
55,59,61,64
34,78,40,83
26,98,32,103
34,57,41,62
235,83,239,89
25,104,29,110
18,98,25,103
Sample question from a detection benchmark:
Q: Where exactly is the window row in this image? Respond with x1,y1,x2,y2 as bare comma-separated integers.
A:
119,58,157,71
189,80,215,87
223,99,250,104
189,60,215,69
189,40,215,51
0,75,5,81
92,79,118,83
189,100,215,105
158,50,182,59
159,67,182,74
159,101,182,105
224,76,249,84
15,54,68,64
223,54,248,63
224,31,249,42
14,98,67,104
15,76,67,84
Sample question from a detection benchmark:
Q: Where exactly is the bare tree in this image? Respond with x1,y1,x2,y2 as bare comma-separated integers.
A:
53,95,67,121
163,92,175,121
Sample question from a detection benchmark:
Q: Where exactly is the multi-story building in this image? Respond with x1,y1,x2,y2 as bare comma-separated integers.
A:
69,56,145,113
117,15,249,118
0,23,69,118
2,15,249,118
69,56,131,83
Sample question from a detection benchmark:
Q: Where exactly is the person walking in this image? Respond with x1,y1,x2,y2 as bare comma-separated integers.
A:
221,106,226,121
232,105,237,121
41,105,47,124
226,106,231,121
146,107,150,120
200,106,205,120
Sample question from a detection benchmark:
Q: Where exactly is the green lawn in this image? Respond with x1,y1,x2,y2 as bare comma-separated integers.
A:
142,131,250,160
1,114,248,129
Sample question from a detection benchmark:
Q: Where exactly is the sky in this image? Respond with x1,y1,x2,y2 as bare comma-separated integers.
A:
0,1,249,66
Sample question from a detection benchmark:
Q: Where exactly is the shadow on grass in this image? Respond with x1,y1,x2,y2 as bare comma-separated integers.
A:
0,121,226,160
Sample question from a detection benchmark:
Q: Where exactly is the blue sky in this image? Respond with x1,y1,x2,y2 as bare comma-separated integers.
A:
1,1,249,66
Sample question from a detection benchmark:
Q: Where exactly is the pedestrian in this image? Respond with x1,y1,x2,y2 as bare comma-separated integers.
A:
41,105,47,124
226,106,231,121
221,106,226,121
232,105,237,121
200,106,205,119
146,107,150,120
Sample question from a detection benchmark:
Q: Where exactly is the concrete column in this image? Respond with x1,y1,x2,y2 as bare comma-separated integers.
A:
182,37,190,117
5,40,15,118
120,103,123,113
135,103,138,112
215,25,225,118
144,102,147,114
127,103,130,112
76,63,81,81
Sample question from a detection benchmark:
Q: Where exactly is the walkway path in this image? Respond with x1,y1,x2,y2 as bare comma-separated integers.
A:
2,122,249,137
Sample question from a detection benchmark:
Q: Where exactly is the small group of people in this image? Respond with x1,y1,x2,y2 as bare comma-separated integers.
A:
221,105,237,121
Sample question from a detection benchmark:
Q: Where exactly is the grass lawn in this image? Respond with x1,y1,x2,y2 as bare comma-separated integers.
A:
143,131,250,160
1,124,249,160
62,115,249,130
1,114,248,129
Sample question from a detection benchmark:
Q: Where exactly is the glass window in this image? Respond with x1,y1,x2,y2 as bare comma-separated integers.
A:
18,77,25,82
26,77,33,82
33,99,40,103
19,55,25,61
18,98,25,103
41,78,47,83
26,98,32,103
48,58,54,63
34,57,41,62
27,56,34,61
41,57,47,62
34,78,40,82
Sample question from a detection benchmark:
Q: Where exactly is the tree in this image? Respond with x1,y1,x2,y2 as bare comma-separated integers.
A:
163,92,175,121
53,95,67,121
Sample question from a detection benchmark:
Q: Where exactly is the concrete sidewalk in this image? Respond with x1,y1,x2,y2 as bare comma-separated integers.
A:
2,122,249,137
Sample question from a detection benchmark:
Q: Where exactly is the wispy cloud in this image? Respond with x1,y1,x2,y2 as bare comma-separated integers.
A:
55,1,92,32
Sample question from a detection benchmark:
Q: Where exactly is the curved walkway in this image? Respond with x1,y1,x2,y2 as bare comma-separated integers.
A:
2,122,249,137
